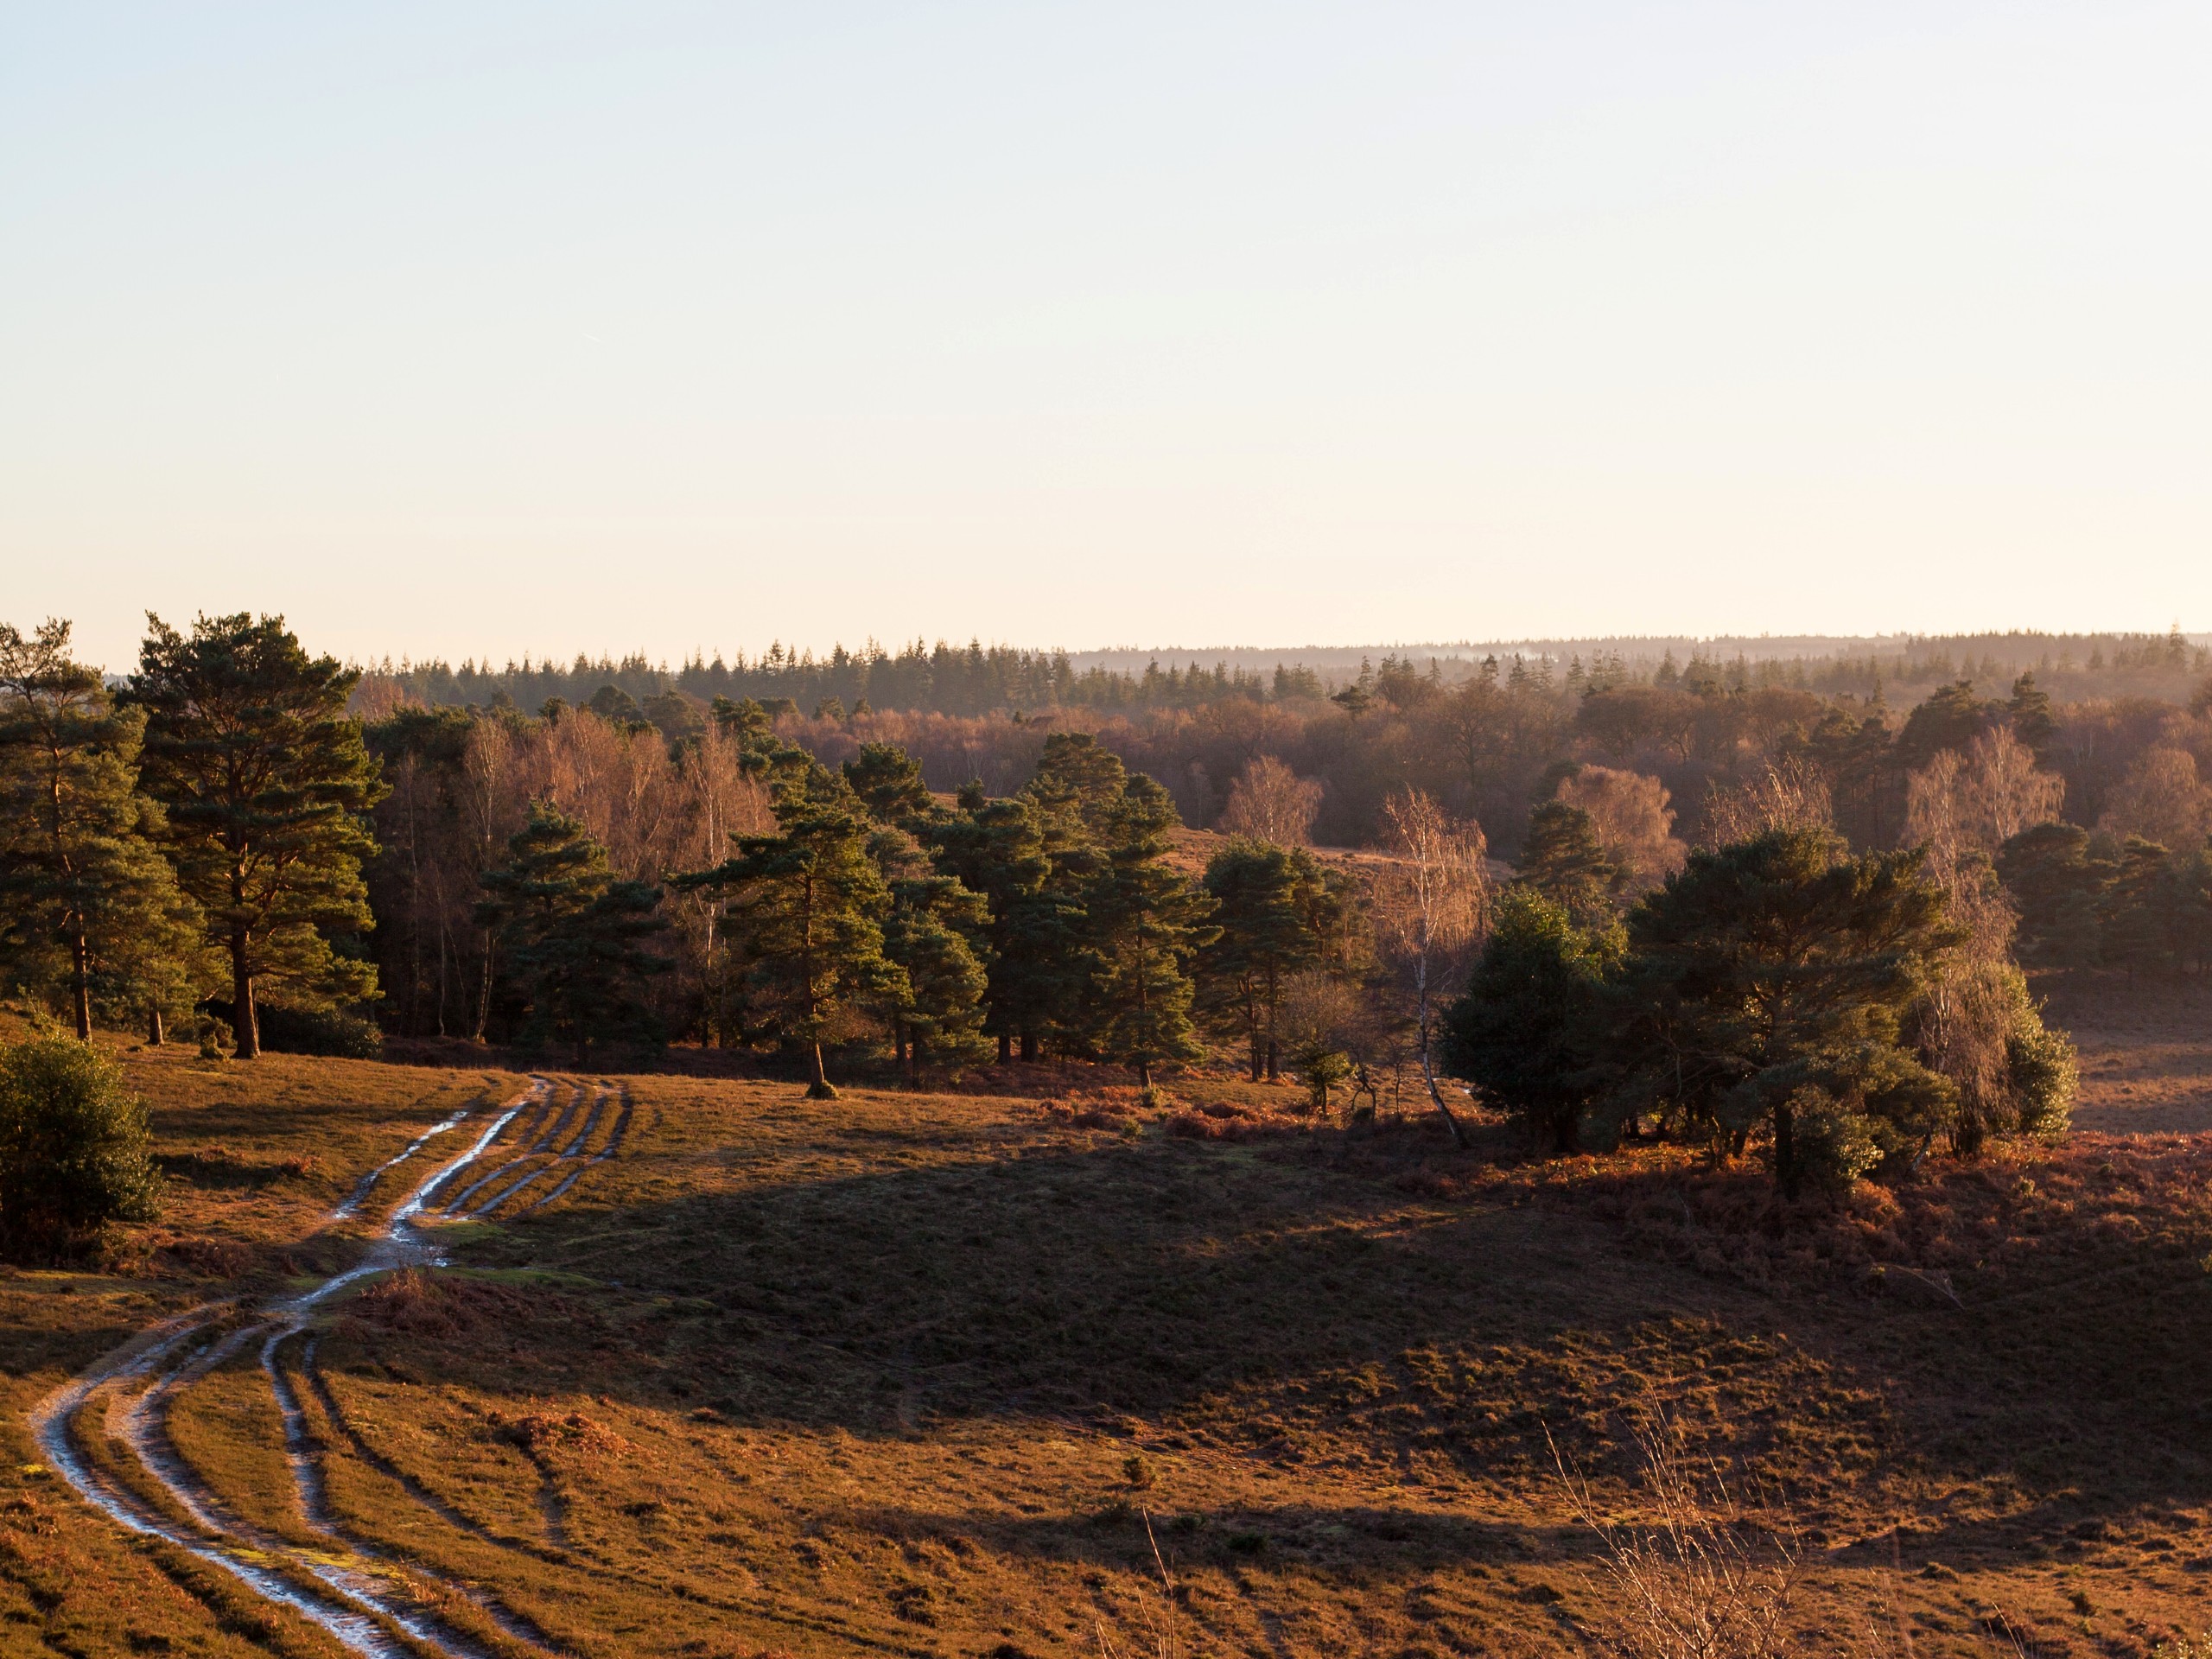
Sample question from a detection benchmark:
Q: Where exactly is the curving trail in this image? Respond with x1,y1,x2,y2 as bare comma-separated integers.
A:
29,1073,633,1659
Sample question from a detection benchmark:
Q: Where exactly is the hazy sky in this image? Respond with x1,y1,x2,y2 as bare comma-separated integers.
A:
5,3,2209,672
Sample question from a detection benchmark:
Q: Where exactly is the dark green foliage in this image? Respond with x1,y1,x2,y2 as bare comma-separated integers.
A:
0,621,207,1039
1891,680,1993,772
1085,775,1217,1086
2007,672,2056,753
1023,733,1130,844
1996,823,2112,963
251,1002,385,1059
1516,802,1620,925
129,613,385,1058
1198,841,1332,1081
1438,888,1618,1154
843,743,938,831
881,873,992,1079
931,796,1065,1061
678,769,902,1096
0,1036,158,1260
1607,829,1962,1196
477,803,671,1055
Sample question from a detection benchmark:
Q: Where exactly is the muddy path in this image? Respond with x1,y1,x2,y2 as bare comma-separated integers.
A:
30,1074,635,1659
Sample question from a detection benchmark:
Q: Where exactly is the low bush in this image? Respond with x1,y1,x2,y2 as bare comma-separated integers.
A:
0,1036,161,1260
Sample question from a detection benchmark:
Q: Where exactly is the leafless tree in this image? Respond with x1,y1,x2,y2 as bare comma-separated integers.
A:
1372,789,1489,1145
1559,766,1688,892
1698,758,1834,849
2097,744,2212,848
1217,755,1324,846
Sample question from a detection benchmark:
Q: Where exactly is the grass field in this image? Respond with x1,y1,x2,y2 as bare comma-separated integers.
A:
1,985,2209,1658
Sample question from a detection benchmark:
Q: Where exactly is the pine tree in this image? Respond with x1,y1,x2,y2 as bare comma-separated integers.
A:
930,796,1064,1062
1439,887,1617,1153
1085,775,1217,1087
1608,829,1961,1196
0,621,207,1040
1198,841,1328,1081
129,614,385,1057
1516,802,1620,925
881,874,992,1083
2006,672,2056,754
680,768,902,1097
843,743,937,830
476,802,671,1055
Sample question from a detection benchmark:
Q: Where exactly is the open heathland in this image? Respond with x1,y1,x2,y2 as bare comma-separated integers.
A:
1,988,2209,1658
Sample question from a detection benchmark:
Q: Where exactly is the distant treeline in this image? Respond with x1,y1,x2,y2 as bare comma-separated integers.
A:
356,627,2212,723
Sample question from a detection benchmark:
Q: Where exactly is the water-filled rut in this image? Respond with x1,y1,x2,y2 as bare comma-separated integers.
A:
29,1074,633,1659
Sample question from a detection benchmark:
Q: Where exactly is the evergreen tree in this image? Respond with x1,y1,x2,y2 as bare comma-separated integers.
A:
1438,887,1618,1153
1022,732,1128,843
679,769,902,1097
1516,801,1620,925
2006,671,2056,753
1892,681,1993,773
129,614,385,1057
881,873,992,1082
0,1035,160,1261
1197,840,1327,1081
1608,829,1961,1196
1084,775,1217,1087
931,796,1064,1062
1995,822,2113,964
0,622,207,1039
843,742,938,830
476,803,671,1054
2099,836,2176,976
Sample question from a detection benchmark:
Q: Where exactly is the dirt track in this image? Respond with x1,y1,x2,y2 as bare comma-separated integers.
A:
31,1076,632,1659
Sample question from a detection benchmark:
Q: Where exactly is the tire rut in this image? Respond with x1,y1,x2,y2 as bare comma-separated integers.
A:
31,1072,635,1659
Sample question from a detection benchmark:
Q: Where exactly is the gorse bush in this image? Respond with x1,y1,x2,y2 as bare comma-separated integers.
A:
0,1037,159,1259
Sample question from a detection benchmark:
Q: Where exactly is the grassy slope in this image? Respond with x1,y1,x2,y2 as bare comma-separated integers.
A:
3,995,2210,1656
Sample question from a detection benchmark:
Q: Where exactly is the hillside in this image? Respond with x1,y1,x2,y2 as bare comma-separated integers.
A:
2,995,2209,1657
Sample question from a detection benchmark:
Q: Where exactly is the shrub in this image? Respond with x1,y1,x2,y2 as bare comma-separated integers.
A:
0,1037,160,1259
251,1003,384,1059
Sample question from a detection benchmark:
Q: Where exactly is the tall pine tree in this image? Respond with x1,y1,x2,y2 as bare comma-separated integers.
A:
680,766,903,1098
129,614,385,1057
1085,775,1217,1087
0,622,206,1039
477,802,671,1055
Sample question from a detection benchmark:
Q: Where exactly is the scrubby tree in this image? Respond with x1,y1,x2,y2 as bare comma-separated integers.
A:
0,621,207,1039
1439,887,1618,1153
1085,775,1217,1087
0,1035,159,1260
129,614,385,1057
476,802,671,1053
680,768,903,1096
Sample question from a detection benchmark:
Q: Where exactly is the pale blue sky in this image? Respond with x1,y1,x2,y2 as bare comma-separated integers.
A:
4,3,2209,671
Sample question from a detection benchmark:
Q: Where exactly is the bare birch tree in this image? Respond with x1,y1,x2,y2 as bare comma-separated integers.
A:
1373,789,1489,1145
1218,755,1324,847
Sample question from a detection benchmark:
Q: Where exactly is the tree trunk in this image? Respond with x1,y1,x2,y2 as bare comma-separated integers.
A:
998,1031,1012,1065
148,1006,165,1046
232,932,259,1058
1265,1037,1279,1083
909,1031,926,1087
70,930,92,1040
804,1041,837,1100
1249,1032,1263,1083
1136,1061,1153,1090
1020,1030,1037,1064
1414,969,1466,1147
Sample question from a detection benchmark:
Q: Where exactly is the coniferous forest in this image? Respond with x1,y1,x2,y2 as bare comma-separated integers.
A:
7,611,2212,1195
